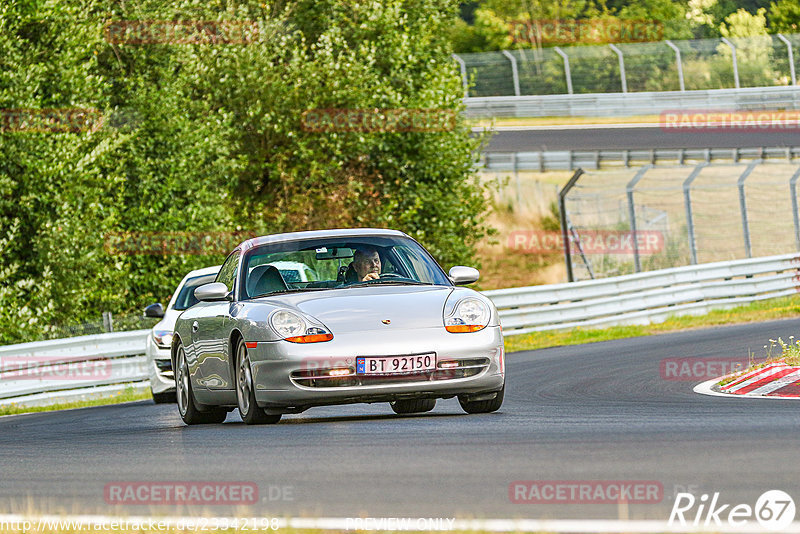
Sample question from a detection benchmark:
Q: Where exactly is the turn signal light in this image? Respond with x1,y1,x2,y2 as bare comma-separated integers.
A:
445,325,485,333
285,333,334,343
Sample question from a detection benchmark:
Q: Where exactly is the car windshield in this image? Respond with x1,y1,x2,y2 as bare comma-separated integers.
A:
242,235,451,299
172,274,218,310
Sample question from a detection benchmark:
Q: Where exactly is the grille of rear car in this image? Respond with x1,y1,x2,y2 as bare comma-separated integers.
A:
154,359,173,377
290,358,490,388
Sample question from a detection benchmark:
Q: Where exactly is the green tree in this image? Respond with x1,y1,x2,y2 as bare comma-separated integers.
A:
768,0,800,32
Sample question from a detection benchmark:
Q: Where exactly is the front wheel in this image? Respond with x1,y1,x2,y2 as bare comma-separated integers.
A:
458,385,504,414
175,343,227,425
390,398,436,414
236,339,281,425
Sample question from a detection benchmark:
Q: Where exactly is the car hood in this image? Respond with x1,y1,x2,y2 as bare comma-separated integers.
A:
265,285,455,332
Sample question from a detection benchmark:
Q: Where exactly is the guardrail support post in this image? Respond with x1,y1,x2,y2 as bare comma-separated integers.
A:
778,34,797,87
737,159,761,258
609,44,627,93
512,152,520,205
502,50,521,97
665,40,685,92
791,166,800,251
627,165,653,273
554,47,573,95
720,37,740,89
559,169,585,282
452,53,468,97
683,163,708,265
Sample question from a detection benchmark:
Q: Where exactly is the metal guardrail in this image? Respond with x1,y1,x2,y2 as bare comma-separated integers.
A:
0,330,149,402
1,253,798,405
464,86,800,118
482,147,800,172
484,253,800,336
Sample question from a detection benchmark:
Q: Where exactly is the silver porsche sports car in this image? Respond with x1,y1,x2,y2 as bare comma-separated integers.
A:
172,228,505,425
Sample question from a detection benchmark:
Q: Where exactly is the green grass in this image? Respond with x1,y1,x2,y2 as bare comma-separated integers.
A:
0,386,152,417
504,295,800,353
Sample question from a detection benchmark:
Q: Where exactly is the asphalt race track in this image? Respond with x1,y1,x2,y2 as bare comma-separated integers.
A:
2,318,800,521
485,126,800,152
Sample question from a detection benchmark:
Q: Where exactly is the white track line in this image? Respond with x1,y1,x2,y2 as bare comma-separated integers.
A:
4,515,800,534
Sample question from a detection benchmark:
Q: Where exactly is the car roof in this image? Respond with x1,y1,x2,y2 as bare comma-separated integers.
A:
241,228,409,250
182,265,222,279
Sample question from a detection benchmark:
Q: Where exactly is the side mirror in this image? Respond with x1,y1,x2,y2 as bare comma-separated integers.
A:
143,303,165,318
449,266,479,285
194,282,232,302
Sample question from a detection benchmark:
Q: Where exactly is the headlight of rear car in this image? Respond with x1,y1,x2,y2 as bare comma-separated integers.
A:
153,330,174,349
270,310,333,343
444,298,490,333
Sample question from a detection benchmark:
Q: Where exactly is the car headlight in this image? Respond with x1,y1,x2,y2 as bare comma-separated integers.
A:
153,330,174,349
444,298,490,333
270,310,333,343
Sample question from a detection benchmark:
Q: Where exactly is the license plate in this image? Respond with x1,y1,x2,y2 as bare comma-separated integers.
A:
356,353,435,375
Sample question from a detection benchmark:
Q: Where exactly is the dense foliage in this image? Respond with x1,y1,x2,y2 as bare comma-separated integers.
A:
0,0,489,343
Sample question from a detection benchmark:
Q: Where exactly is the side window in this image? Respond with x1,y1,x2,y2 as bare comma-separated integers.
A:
216,250,241,293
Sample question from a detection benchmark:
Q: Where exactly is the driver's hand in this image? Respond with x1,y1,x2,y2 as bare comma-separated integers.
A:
362,272,380,281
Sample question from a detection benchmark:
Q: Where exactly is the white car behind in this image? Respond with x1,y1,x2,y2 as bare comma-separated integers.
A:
143,265,221,403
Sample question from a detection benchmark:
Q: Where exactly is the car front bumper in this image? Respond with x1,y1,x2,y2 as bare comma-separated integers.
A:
147,337,175,394
248,326,504,411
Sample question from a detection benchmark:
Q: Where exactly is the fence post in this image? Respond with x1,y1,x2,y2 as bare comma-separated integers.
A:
608,44,627,93
665,40,685,92
791,166,800,251
554,47,573,95
737,159,761,258
502,50,521,97
559,169,585,282
627,165,653,273
511,152,520,205
102,311,114,333
452,53,468,97
683,163,708,265
777,34,797,87
720,37,740,89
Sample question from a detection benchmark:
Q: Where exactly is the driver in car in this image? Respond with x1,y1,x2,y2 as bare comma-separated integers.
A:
352,246,381,282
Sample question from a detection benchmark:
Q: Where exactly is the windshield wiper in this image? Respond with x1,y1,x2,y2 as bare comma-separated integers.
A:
347,279,428,288
252,287,331,298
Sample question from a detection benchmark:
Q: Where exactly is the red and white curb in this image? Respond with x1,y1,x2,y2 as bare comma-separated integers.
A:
694,360,800,399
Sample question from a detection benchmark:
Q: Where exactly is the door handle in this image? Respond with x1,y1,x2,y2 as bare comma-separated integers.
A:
192,321,199,333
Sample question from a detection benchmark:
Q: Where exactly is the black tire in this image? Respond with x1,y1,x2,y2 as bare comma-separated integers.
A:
236,338,281,425
458,385,504,414
175,343,227,425
151,389,175,404
390,398,436,415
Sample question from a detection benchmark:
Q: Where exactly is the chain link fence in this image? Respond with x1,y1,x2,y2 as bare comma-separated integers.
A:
456,33,800,97
561,162,800,280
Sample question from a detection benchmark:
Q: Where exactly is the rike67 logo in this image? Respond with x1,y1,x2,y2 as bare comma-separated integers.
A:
669,490,795,531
